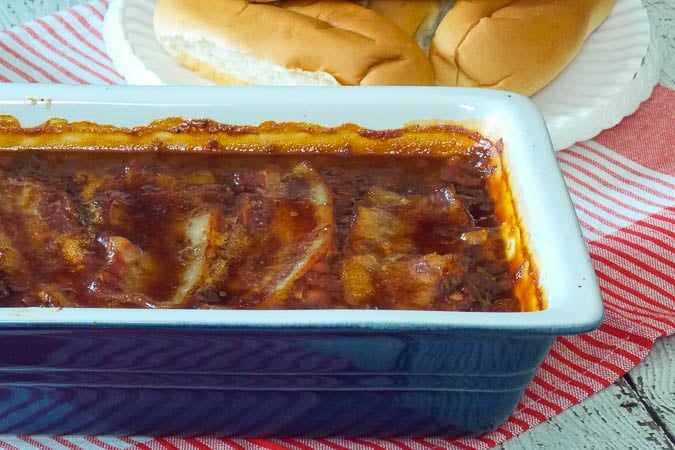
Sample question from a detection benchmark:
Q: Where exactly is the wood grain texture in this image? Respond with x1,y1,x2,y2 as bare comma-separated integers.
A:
626,338,675,439
643,0,675,89
499,378,675,450
0,0,80,28
0,1,673,449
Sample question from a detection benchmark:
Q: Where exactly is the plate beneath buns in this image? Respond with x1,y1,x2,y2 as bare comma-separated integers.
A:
103,0,659,151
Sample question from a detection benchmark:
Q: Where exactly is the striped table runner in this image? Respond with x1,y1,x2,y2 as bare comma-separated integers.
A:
0,1,673,449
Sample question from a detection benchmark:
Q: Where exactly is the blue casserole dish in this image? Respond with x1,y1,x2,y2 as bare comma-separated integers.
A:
0,84,602,437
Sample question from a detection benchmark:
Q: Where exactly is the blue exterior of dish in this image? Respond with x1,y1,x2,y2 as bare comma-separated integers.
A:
0,326,553,437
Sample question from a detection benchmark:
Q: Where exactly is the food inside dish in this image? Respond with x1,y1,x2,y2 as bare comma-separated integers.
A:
0,116,542,311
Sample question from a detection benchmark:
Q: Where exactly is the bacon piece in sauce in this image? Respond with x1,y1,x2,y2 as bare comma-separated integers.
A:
343,186,474,310
0,178,99,306
188,161,335,308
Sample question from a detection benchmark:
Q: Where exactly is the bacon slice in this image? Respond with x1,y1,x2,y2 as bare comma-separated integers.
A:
169,212,217,307
159,210,238,308
343,186,472,309
0,179,98,306
77,162,232,308
177,161,334,308
0,179,97,270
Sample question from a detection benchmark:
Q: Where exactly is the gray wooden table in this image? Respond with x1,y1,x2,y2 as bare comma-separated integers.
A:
1,1,673,448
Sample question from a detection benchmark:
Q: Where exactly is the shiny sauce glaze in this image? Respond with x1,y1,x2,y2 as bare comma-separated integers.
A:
0,119,542,311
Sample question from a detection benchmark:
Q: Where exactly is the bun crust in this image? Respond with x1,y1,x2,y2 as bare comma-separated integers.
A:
153,0,434,86
153,0,616,95
429,0,617,96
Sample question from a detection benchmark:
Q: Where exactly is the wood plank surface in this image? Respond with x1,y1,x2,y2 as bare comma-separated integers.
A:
0,1,673,449
644,0,675,87
499,377,674,449
500,339,675,449
627,338,675,439
0,0,79,28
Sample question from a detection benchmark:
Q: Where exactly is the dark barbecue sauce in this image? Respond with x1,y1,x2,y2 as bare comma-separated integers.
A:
0,150,521,311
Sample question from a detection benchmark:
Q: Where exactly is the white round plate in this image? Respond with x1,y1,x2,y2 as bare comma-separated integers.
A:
531,0,661,150
103,0,661,151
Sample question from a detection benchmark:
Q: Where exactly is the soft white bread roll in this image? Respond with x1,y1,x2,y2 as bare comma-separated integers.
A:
429,0,617,96
153,0,434,86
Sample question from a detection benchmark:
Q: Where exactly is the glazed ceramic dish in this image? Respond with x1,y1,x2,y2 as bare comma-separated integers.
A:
0,84,602,437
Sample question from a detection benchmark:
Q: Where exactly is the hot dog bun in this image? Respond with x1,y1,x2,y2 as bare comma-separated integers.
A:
429,0,617,96
153,0,434,86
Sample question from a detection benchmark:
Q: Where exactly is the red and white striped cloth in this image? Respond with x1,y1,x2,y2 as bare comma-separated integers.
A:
0,1,673,449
